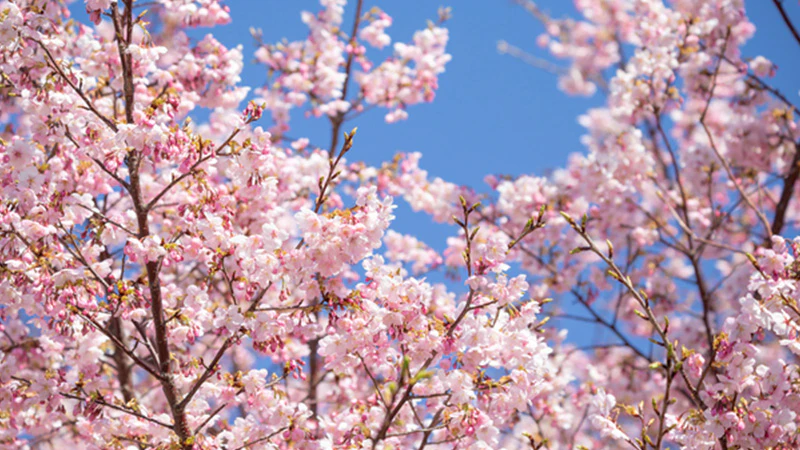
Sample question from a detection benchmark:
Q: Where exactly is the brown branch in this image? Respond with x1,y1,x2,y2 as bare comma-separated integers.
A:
35,40,118,132
305,1,364,419
70,307,163,381
74,203,137,236
699,29,773,241
370,202,503,448
60,392,173,429
773,0,800,48
338,0,365,107
476,209,663,367
107,1,190,445
357,353,390,410
562,211,705,409
655,115,691,228
145,126,243,212
64,127,129,189
111,1,135,124
416,401,450,450
193,372,287,435
178,285,270,412
654,360,676,449
108,317,136,404
231,427,289,450
771,141,800,236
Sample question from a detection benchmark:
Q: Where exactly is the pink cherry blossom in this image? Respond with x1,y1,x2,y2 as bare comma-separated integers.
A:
1,0,800,448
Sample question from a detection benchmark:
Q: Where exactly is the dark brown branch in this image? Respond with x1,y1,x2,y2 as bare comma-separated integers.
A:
231,427,289,450
771,142,800,236
111,1,135,124
107,1,191,445
305,0,365,422
35,40,118,132
699,30,773,240
145,126,242,211
339,0,365,107
63,127,130,189
108,317,136,404
70,307,163,380
773,0,800,48
178,285,270,412
60,392,173,429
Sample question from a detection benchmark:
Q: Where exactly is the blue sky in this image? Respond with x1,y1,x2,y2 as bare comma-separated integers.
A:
66,1,800,348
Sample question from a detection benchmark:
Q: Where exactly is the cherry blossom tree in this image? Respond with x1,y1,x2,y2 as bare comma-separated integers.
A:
0,0,799,449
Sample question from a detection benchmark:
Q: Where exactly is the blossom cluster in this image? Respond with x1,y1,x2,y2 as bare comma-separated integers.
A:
1,0,799,449
253,2,451,131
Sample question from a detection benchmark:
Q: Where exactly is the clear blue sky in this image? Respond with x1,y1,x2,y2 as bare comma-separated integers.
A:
67,1,800,348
